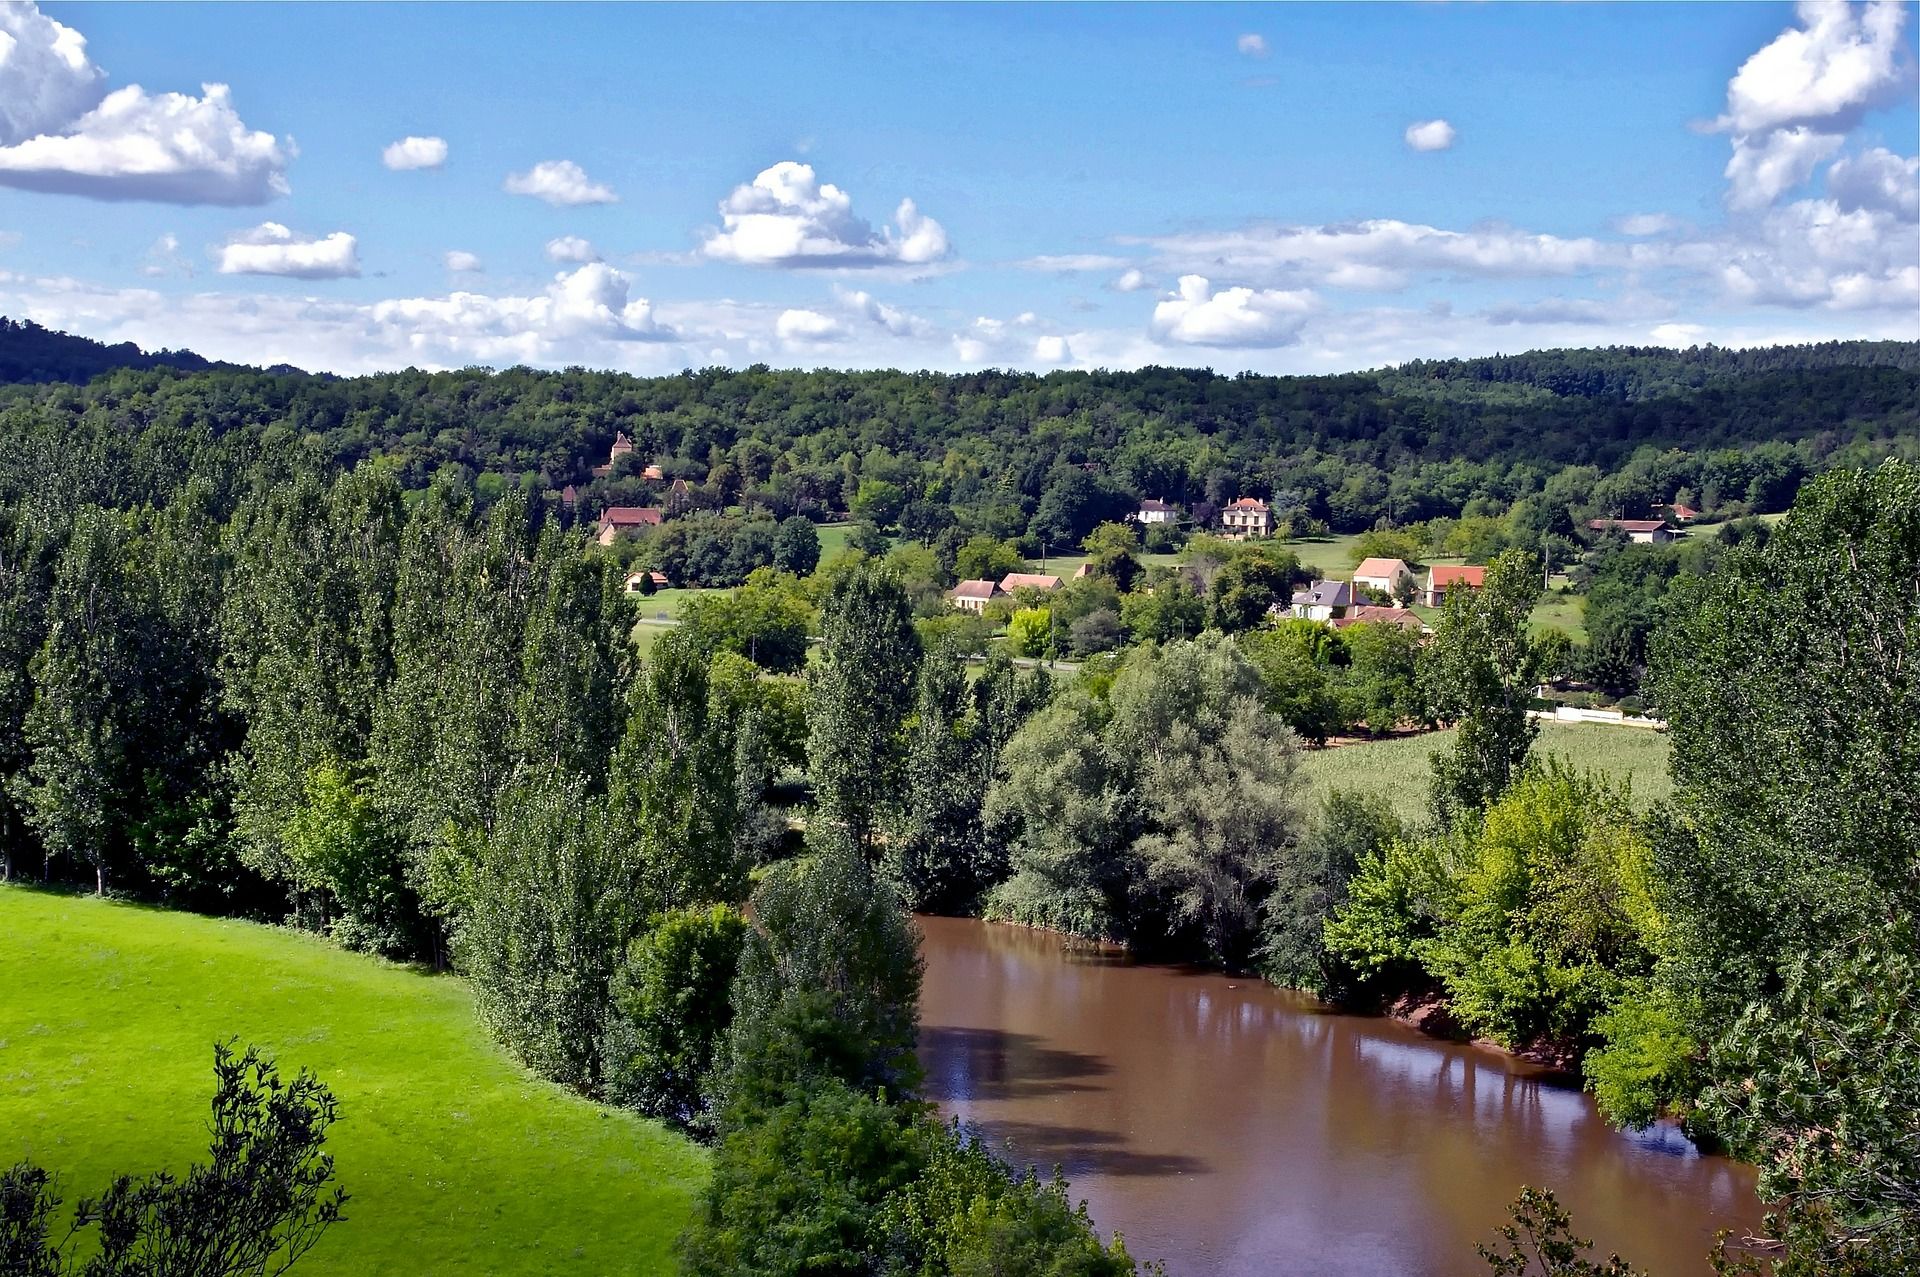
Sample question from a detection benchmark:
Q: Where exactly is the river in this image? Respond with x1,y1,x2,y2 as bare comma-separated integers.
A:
915,915,1760,1276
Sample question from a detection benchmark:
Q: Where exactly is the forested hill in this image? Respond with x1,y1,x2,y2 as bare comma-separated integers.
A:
0,317,245,384
1,318,1916,532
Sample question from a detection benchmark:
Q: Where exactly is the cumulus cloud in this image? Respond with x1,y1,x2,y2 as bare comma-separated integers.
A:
545,235,599,263
1827,146,1920,218
0,1,105,144
1033,334,1072,364
216,223,360,279
1151,275,1313,347
1649,322,1707,347
775,307,847,344
504,159,617,206
701,161,951,268
0,3,289,204
1236,33,1269,58
382,135,447,171
1111,268,1153,292
1715,1,1912,209
444,250,482,273
371,263,672,364
1404,119,1456,152
835,286,927,337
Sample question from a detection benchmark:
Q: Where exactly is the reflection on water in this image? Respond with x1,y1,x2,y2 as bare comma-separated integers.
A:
915,915,1759,1277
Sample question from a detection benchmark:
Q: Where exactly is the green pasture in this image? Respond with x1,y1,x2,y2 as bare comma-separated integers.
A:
0,889,706,1276
1297,720,1672,826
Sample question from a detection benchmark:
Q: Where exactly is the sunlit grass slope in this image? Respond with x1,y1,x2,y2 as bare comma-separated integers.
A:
0,888,706,1276
1299,720,1672,825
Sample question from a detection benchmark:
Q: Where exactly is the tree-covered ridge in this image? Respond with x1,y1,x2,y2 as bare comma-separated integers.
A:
0,322,1915,539
0,317,237,385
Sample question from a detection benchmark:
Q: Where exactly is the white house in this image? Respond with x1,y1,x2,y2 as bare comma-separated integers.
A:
1134,498,1178,525
1352,556,1413,598
1220,497,1271,538
949,579,1005,613
1289,579,1354,621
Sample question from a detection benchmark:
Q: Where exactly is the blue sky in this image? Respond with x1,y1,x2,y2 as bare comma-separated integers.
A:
0,1,1914,374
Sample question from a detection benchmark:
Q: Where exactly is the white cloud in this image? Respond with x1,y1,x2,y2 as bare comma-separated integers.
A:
0,81,290,205
1112,268,1153,292
382,136,447,171
1016,253,1129,272
216,223,360,279
1136,219,1610,290
0,1,105,145
1724,125,1846,211
545,235,599,263
1612,212,1683,236
1714,2,1911,210
1236,33,1269,58
504,159,617,207
1151,275,1314,347
775,307,847,344
1404,119,1456,152
0,4,288,205
1033,334,1072,364
701,161,951,268
370,263,673,363
1827,146,1920,218
1719,0,1909,137
444,250,483,273
1649,322,1707,347
836,286,927,337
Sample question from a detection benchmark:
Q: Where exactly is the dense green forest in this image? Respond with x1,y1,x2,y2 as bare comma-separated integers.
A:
1,323,1915,1274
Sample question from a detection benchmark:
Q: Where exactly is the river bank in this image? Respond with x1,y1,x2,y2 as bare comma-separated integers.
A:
916,913,1758,1277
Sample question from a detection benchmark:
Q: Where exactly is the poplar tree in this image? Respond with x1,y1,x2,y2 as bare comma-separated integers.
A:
806,562,921,858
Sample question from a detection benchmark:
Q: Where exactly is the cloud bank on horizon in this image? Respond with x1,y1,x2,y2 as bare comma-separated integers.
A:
0,0,1912,377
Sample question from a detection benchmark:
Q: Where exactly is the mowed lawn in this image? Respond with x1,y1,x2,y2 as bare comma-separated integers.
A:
1298,720,1673,825
0,889,706,1276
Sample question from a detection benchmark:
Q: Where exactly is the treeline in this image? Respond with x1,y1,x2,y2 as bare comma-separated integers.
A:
3,322,1916,548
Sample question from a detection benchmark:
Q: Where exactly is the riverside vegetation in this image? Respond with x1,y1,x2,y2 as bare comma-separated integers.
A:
0,325,1915,1274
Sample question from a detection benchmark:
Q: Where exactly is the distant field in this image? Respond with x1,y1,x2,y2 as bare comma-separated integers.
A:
630,586,710,621
0,890,706,1277
1531,591,1587,641
1297,720,1672,826
1283,534,1465,581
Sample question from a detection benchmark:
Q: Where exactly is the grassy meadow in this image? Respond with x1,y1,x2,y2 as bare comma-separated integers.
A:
1298,720,1672,825
0,889,706,1276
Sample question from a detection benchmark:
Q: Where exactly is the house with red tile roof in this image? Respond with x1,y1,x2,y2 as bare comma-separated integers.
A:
596,506,663,546
949,579,1005,613
1424,564,1487,607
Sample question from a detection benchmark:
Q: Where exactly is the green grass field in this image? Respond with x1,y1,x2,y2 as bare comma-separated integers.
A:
1297,720,1672,825
0,889,705,1276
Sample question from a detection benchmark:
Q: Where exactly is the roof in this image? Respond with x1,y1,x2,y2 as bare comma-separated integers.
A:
1138,498,1176,513
1072,562,1094,579
641,464,664,481
999,572,1063,592
610,431,634,455
1429,564,1486,587
1334,606,1426,630
1664,502,1700,519
951,579,1003,600
1225,496,1269,510
600,505,663,528
1352,557,1412,580
1293,579,1352,608
1588,518,1669,533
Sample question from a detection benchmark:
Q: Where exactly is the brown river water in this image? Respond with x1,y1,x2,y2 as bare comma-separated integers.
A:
915,915,1761,1277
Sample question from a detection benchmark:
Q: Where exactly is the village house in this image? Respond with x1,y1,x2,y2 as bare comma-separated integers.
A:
641,463,665,481
1289,578,1354,622
1588,517,1677,544
623,570,670,593
1659,501,1700,524
1333,605,1428,633
999,571,1063,594
949,579,1005,613
1134,498,1178,525
1351,556,1413,598
1220,496,1271,538
1424,564,1487,608
596,505,663,546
